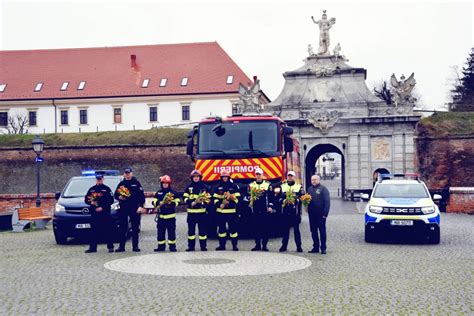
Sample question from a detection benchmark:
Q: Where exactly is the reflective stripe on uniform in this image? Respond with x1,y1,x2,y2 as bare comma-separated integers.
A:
159,213,176,219
158,240,166,245
188,235,196,240
218,232,227,238
168,240,176,244
199,235,207,240
187,208,206,213
230,232,238,238
217,208,236,214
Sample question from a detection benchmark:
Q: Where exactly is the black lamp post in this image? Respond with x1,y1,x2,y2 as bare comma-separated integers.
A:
32,135,45,207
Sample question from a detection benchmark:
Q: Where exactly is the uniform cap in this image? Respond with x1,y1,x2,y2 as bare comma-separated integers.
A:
220,170,231,177
190,169,202,177
287,171,296,177
124,167,133,173
255,168,264,175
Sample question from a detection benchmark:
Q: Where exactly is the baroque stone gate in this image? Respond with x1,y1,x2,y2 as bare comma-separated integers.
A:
265,10,421,198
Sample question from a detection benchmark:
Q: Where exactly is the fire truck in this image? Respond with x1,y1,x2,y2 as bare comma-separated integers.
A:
186,114,300,237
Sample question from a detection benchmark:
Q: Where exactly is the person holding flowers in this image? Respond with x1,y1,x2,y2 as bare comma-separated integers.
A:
212,170,241,251
306,174,331,254
183,169,211,251
152,175,180,252
279,170,304,253
84,172,115,253
114,167,146,252
248,167,274,252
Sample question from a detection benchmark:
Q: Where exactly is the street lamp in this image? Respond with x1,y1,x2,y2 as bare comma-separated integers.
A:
32,135,45,207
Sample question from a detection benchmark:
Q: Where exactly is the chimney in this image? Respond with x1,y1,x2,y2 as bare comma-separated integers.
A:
130,54,137,68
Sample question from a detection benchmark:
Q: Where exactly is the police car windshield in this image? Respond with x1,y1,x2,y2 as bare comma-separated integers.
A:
373,183,429,198
63,177,121,198
198,121,278,155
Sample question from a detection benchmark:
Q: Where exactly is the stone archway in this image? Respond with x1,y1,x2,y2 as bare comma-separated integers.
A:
372,168,390,187
305,144,345,198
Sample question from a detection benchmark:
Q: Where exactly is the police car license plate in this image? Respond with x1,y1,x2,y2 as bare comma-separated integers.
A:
75,223,91,229
390,220,413,226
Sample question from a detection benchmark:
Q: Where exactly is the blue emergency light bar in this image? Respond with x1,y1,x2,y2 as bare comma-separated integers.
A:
378,173,420,182
81,170,120,177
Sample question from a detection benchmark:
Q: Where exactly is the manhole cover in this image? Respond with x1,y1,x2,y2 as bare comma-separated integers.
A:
104,251,311,277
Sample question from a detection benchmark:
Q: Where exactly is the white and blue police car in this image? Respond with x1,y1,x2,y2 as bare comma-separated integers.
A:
362,174,441,244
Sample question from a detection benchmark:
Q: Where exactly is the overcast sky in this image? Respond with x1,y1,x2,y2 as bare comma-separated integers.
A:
1,0,472,110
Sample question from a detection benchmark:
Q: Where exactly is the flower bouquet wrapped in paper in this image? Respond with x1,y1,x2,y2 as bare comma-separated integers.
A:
163,192,175,205
300,193,312,207
282,190,296,207
87,192,102,205
196,192,211,205
223,191,238,205
249,187,264,207
117,186,131,198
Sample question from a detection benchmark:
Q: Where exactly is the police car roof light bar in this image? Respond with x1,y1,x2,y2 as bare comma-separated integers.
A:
378,173,420,182
81,169,120,177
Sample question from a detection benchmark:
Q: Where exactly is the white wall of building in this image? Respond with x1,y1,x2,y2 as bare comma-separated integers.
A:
0,94,238,134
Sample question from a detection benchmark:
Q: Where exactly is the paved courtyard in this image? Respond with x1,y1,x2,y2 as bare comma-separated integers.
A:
1,200,473,314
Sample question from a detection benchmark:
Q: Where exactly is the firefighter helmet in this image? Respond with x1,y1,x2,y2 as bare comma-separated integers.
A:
190,169,202,177
160,175,172,183
220,170,231,177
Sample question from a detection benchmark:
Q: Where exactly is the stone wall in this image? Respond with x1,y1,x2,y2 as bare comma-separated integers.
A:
0,144,194,195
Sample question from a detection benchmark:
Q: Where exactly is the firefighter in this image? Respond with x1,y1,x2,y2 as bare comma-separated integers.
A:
84,172,115,253
279,171,304,253
213,170,241,251
114,167,146,252
183,170,210,251
153,175,180,252
248,167,274,251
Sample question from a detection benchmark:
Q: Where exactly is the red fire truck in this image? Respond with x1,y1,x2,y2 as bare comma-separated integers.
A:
186,114,300,236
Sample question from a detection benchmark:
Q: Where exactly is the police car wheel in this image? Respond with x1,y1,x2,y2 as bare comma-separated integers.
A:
364,227,376,243
54,231,68,245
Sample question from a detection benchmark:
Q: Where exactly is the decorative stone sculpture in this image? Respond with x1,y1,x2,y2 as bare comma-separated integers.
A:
372,138,391,161
311,10,336,55
390,73,417,107
307,109,341,134
308,44,315,57
237,80,262,114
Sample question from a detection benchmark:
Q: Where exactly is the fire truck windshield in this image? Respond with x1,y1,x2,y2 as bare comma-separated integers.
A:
198,121,279,157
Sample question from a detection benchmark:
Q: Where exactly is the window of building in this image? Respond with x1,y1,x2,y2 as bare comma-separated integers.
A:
181,77,188,86
0,84,6,92
0,112,7,126
113,108,122,124
182,105,190,121
60,82,69,91
60,110,68,125
232,102,239,115
77,81,86,90
142,79,150,88
149,106,158,122
160,78,167,87
79,109,88,125
34,83,43,92
28,111,37,126
226,75,234,84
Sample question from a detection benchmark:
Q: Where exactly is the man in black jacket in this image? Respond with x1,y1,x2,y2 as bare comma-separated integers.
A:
84,173,115,253
306,175,331,254
114,167,146,252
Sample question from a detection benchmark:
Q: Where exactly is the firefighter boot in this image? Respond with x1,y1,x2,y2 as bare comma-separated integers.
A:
186,239,195,252
169,244,177,252
251,239,262,251
154,244,166,252
199,239,207,251
232,238,239,251
262,239,269,252
216,238,226,251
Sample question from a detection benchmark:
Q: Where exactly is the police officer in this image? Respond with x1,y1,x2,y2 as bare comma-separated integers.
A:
84,172,115,253
279,171,304,253
153,175,180,252
248,168,274,251
114,167,145,252
213,170,241,251
306,174,330,254
183,170,210,251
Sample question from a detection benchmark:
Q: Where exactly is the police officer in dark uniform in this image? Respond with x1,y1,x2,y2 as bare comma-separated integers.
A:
279,171,304,253
213,170,241,251
183,170,210,251
84,172,115,253
248,167,274,251
153,175,180,252
307,174,330,254
114,167,145,252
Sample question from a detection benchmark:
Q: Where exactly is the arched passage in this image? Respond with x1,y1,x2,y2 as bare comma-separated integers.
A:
372,168,390,187
305,144,345,198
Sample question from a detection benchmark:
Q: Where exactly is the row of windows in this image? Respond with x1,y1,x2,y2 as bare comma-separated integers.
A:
0,75,235,93
0,106,192,128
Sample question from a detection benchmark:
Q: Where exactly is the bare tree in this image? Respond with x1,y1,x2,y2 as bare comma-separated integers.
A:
6,113,29,134
373,80,392,105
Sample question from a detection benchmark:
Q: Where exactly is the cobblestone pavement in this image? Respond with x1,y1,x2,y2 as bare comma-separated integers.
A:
1,201,473,314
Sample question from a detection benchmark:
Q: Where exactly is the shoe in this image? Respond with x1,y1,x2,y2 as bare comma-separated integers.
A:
185,248,195,252
108,248,115,253
251,246,261,251
296,248,303,253
308,248,319,254
233,246,239,251
85,248,96,253
279,247,287,252
216,246,226,251
115,248,125,253
133,248,141,252
262,247,269,252
201,248,208,251
154,247,165,252
321,249,327,255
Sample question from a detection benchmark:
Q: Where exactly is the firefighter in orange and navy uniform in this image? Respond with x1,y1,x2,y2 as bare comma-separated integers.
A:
183,170,210,251
153,175,180,252
213,170,241,251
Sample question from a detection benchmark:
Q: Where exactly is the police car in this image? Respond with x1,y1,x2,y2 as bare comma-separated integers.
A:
362,173,441,244
52,170,122,244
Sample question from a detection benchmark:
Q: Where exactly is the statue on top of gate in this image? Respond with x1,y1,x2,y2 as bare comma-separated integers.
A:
311,10,336,55
237,79,263,114
390,73,417,107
